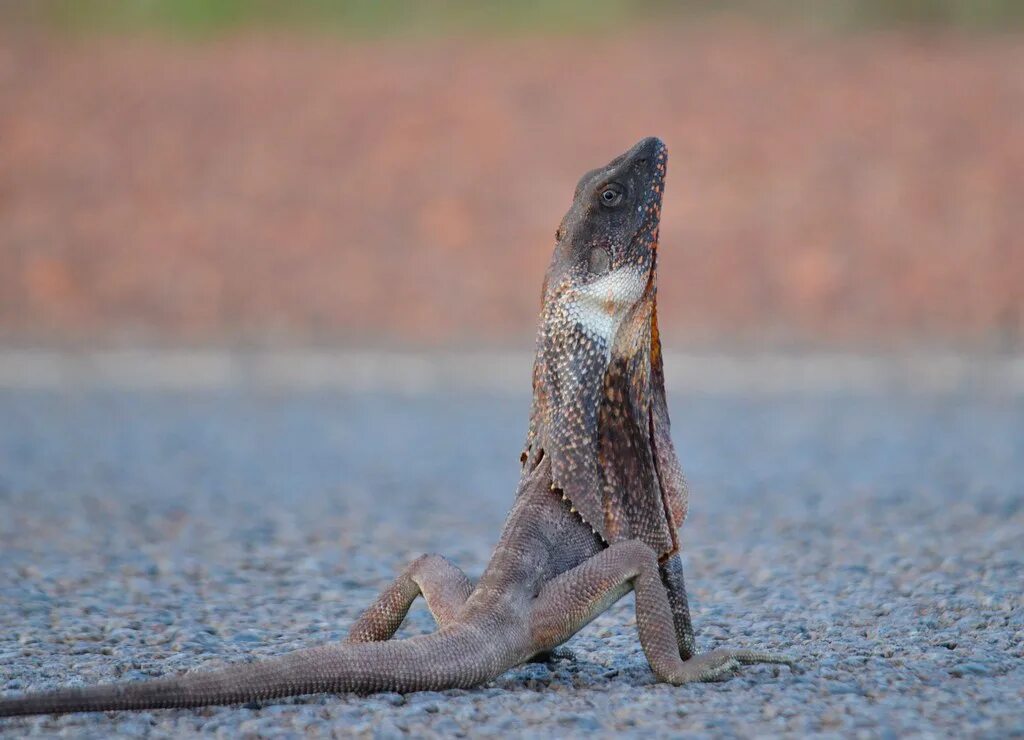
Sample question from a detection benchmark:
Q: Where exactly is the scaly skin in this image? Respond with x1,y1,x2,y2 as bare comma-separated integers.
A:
0,137,794,717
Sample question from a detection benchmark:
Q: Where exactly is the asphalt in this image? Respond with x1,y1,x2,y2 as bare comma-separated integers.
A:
0,389,1021,737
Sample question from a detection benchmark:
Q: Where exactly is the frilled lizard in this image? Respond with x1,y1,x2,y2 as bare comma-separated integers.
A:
0,137,794,717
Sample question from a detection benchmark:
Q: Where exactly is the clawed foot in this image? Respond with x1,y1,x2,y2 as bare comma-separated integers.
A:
667,648,798,684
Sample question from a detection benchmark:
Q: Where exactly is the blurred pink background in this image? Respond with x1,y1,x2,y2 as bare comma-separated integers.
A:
2,6,1022,350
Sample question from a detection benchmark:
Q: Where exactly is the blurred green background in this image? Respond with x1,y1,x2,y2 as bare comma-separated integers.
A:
11,0,1024,35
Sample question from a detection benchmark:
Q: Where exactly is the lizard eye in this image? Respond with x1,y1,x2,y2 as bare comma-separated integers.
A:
588,247,611,275
600,184,624,208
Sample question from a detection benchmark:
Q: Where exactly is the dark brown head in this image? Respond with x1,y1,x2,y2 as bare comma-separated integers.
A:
542,136,667,346
524,137,687,560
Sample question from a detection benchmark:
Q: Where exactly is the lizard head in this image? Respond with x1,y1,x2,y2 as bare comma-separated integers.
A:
544,135,666,342
523,137,688,560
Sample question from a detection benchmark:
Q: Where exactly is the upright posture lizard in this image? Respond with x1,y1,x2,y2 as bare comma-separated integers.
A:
0,137,793,717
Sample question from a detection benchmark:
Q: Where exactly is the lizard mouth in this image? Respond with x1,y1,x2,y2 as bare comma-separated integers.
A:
624,136,667,237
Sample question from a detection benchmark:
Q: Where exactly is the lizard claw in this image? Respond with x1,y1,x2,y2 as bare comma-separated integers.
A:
665,648,797,685
663,651,740,684
728,649,799,670
704,658,742,682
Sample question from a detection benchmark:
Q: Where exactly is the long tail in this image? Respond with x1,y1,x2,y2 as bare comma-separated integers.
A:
0,625,509,716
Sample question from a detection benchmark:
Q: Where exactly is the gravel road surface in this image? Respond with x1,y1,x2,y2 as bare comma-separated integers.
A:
0,389,1021,737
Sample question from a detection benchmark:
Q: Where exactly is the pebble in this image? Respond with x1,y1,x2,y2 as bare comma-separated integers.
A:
0,390,1021,737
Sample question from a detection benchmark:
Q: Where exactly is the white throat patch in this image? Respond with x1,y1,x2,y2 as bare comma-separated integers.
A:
567,266,647,345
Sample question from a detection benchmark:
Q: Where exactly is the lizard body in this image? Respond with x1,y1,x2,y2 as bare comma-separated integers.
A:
0,137,793,717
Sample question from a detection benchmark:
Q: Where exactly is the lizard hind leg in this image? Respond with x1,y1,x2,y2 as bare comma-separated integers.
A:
531,541,796,684
344,554,473,643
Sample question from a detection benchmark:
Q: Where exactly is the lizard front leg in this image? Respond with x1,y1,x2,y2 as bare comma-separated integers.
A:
531,541,796,684
345,554,473,643
660,553,697,659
